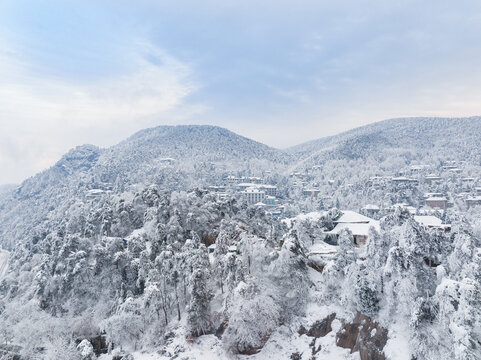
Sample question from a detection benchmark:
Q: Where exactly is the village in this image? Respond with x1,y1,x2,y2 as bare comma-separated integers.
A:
202,158,481,253
80,155,480,255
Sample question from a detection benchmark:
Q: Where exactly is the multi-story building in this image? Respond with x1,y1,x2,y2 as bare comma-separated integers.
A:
425,196,447,210
242,188,266,205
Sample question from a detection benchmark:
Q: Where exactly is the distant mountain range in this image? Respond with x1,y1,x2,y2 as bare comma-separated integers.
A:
1,117,480,249
287,116,481,166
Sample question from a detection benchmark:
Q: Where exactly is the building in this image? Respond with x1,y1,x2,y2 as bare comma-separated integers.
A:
247,176,264,184
86,189,106,199
424,192,444,199
390,203,416,214
410,164,429,172
208,185,226,193
216,192,228,201
325,210,380,247
237,182,259,191
242,188,265,205
425,197,448,210
225,175,245,186
264,195,277,207
414,215,451,231
466,196,481,208
259,185,277,197
392,177,418,186
303,188,321,197
362,204,380,216
158,158,175,165
425,175,442,184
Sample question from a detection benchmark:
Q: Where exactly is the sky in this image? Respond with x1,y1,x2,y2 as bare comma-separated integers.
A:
1,0,481,184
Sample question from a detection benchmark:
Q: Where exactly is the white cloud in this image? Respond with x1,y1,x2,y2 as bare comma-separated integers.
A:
0,42,204,184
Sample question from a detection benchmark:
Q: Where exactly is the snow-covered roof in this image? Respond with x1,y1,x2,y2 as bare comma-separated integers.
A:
363,204,380,210
238,182,259,188
87,189,104,194
467,196,481,201
424,192,444,198
392,176,416,181
307,242,338,257
260,184,277,189
410,165,428,170
414,215,442,227
334,210,373,224
327,222,380,237
242,187,264,193
255,202,267,207
426,197,447,201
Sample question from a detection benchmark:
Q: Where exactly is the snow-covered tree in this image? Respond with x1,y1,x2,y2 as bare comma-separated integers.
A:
223,279,280,354
186,267,213,337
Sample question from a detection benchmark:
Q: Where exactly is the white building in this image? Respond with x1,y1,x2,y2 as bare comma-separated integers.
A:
362,204,380,215
303,188,321,197
325,210,380,246
259,184,277,196
414,215,450,231
158,158,175,165
242,188,266,205
466,196,481,208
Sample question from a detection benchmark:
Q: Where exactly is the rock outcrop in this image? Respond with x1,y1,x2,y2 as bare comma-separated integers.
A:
336,312,388,360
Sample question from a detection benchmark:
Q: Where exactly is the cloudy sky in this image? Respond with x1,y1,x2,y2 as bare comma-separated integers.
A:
1,0,481,184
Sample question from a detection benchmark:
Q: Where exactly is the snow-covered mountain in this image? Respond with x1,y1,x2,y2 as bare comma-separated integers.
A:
0,125,290,250
288,117,481,165
1,118,481,360
2,118,481,251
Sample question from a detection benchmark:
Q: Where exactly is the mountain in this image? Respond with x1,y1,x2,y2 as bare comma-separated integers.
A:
287,117,481,167
93,125,291,185
0,125,290,249
2,118,481,250
1,118,481,359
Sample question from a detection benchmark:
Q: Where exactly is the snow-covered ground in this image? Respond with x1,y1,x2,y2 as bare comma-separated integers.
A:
383,322,410,360
0,249,9,279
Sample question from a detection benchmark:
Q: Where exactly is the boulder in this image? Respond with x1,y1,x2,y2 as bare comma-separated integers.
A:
76,339,94,360
336,312,388,360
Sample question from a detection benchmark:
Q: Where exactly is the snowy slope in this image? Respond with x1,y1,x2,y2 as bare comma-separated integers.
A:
287,117,481,165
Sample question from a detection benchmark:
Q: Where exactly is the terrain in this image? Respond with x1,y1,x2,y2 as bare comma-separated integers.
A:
0,117,480,360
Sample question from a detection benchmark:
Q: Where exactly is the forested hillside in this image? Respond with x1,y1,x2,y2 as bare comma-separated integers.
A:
1,118,481,360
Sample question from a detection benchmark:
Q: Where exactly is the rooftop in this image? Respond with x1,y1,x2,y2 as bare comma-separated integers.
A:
414,215,442,227
327,221,380,237
334,210,374,224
